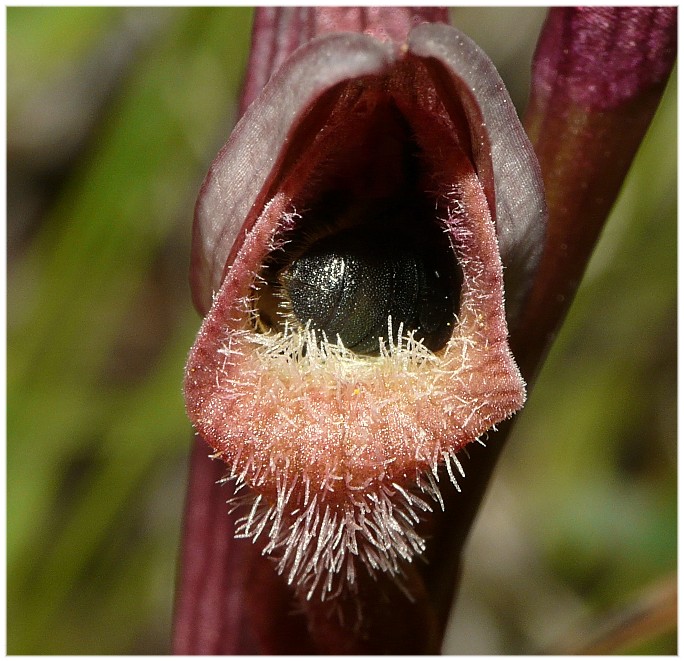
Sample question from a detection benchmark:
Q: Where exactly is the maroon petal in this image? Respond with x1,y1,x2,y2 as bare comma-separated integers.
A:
241,7,450,114
408,22,546,320
190,33,394,316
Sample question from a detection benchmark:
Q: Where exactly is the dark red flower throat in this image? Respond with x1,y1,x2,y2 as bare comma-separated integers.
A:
251,60,477,355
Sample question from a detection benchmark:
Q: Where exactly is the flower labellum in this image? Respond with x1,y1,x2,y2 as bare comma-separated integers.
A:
184,23,545,599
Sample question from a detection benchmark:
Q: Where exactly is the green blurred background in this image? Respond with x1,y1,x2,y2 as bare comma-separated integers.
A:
7,8,676,654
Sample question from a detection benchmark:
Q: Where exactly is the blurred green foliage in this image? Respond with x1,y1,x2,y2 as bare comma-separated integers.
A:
8,8,253,653
7,7,676,654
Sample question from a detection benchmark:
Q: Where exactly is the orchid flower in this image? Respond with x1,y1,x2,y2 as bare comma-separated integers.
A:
174,7,676,654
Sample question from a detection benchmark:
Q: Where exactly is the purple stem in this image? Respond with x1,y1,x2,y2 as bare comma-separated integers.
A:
517,6,676,376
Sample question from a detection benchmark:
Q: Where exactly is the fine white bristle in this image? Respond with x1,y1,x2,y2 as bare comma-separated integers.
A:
222,429,469,601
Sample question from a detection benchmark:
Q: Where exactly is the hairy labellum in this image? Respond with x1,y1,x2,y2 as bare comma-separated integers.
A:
184,24,546,599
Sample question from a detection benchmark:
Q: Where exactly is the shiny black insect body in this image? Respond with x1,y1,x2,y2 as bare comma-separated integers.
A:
280,227,460,355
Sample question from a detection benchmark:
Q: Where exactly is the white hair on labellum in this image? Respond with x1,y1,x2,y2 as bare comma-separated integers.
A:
214,320,475,601
229,471,441,601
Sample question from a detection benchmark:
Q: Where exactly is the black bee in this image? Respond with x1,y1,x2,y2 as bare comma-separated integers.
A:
278,225,460,355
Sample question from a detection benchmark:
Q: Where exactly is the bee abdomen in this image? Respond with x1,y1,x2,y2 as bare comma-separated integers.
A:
281,227,459,355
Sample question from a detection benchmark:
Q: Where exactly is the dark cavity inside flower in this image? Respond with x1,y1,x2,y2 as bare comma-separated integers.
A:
251,76,467,355
271,224,460,355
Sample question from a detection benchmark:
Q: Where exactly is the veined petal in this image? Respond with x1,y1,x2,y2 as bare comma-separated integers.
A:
191,33,395,316
408,22,546,321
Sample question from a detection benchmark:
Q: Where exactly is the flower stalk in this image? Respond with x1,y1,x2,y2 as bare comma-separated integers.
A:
516,6,677,377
